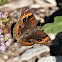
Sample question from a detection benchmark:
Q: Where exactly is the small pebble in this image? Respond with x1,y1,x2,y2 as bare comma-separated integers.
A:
48,33,55,40
3,55,8,60
40,18,45,23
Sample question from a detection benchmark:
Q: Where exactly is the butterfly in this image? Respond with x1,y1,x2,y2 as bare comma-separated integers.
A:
13,7,51,46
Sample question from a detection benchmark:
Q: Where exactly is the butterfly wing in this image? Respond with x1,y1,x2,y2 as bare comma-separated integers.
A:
19,7,37,31
13,7,38,40
13,7,51,46
19,29,51,46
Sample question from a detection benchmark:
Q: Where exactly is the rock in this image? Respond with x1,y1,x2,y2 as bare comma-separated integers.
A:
40,18,45,23
3,55,9,60
6,57,13,62
39,9,45,12
30,4,41,8
11,56,20,62
38,56,62,62
19,45,50,62
48,33,55,40
8,43,19,50
38,56,56,62
0,0,34,12
50,8,59,15
32,44,41,48
39,14,45,17
27,57,37,62
56,56,62,62
6,46,32,57
34,0,56,8
34,14,41,20
7,56,20,62
0,58,5,62
46,0,56,6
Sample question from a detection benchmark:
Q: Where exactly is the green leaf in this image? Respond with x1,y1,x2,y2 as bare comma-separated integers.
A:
4,37,8,41
41,16,62,34
54,16,62,23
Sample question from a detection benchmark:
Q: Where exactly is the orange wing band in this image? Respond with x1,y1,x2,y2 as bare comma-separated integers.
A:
16,25,19,38
32,20,35,24
20,39,34,45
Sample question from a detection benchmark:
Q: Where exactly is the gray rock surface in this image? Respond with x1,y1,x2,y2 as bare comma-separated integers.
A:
38,56,62,62
19,45,50,62
0,0,34,12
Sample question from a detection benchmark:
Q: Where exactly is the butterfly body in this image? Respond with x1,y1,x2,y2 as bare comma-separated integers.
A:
13,7,51,46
